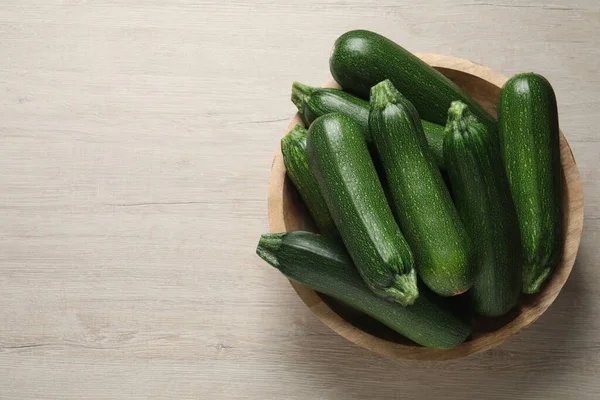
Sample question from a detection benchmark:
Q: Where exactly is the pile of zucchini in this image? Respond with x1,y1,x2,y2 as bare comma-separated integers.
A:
257,30,563,349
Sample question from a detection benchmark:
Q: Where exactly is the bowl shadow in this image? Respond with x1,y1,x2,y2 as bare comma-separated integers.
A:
284,256,588,399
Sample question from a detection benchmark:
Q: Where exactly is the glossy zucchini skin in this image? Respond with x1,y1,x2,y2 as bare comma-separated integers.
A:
291,82,370,137
329,30,496,133
280,125,338,236
256,231,471,349
369,80,474,297
291,82,446,166
498,73,563,294
306,113,418,305
444,101,522,316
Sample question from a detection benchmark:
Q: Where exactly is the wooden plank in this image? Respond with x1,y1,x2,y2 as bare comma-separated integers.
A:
1,0,599,398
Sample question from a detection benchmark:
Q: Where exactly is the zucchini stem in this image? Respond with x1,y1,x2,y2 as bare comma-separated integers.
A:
445,101,482,136
370,79,405,109
283,125,307,144
379,269,419,306
256,233,285,268
291,82,315,115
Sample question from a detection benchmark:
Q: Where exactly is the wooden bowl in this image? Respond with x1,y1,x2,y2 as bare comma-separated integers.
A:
268,54,584,360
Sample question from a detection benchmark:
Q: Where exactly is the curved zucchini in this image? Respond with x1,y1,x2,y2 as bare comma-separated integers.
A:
329,30,496,133
256,231,471,349
444,101,522,316
307,113,418,305
498,73,563,294
281,125,338,236
369,80,474,297
291,82,446,167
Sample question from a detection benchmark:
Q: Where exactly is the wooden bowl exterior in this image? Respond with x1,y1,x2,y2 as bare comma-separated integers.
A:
267,54,584,360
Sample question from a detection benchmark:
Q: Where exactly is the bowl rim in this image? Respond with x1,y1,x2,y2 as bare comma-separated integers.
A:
267,54,584,360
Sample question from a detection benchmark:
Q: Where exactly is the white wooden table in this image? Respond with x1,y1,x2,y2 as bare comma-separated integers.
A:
1,1,599,399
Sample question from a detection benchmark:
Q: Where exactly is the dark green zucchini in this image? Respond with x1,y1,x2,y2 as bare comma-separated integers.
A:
369,80,474,297
291,82,446,167
498,73,563,294
422,120,446,168
307,113,418,305
280,125,338,236
444,101,522,316
256,231,471,349
329,30,496,133
291,82,370,137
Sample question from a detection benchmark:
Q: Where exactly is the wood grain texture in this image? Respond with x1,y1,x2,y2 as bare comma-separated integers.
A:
0,0,599,398
269,56,584,360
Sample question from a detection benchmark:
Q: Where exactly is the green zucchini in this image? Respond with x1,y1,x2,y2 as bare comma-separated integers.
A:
291,82,370,137
423,120,446,168
498,73,563,294
369,80,474,297
444,101,522,316
281,125,338,237
256,231,471,349
291,82,446,167
329,30,496,133
306,113,418,305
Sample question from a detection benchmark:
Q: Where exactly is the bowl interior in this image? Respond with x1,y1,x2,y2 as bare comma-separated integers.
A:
269,55,583,359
